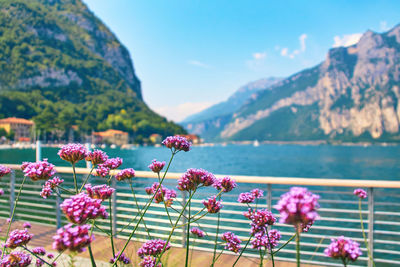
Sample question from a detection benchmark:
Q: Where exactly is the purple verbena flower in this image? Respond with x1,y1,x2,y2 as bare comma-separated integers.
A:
115,168,135,181
102,157,123,170
148,159,166,173
93,165,110,177
22,222,31,229
190,227,205,238
221,232,241,253
137,239,171,258
354,189,367,199
324,236,362,262
0,165,11,178
145,182,177,207
162,135,191,152
244,208,276,234
177,168,215,191
274,187,320,231
0,189,4,196
22,159,56,181
0,251,31,267
85,150,108,166
85,184,115,200
202,196,223,213
238,192,255,204
40,177,64,199
58,143,88,164
46,253,54,259
251,230,281,250
139,256,161,267
109,251,131,264
6,229,33,249
60,193,108,224
32,247,46,256
52,224,92,252
213,176,237,192
251,188,264,199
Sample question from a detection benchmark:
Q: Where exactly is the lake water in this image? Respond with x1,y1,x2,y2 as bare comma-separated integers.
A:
0,143,399,180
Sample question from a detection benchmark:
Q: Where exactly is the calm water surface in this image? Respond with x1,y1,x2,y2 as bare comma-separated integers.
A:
0,143,399,180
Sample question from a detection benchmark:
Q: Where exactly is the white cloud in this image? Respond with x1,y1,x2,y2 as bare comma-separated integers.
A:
332,33,362,48
188,60,211,69
380,21,390,31
279,34,307,59
154,101,214,122
252,52,267,60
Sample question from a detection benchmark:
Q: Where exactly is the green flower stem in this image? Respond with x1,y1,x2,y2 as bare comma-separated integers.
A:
51,251,65,265
273,233,296,255
232,234,254,266
2,175,27,258
259,248,264,267
22,246,53,267
78,166,95,193
185,193,192,267
341,257,347,267
55,185,75,195
211,194,222,267
112,152,176,266
266,228,275,267
358,198,375,267
128,179,151,239
108,195,116,257
93,222,111,236
154,189,197,266
72,163,78,194
296,230,300,267
157,173,174,227
88,220,97,267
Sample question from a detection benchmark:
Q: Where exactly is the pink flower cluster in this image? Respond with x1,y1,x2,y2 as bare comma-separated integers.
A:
137,239,171,258
244,208,276,234
177,168,215,191
0,165,11,178
251,230,281,250
139,256,161,267
109,251,131,264
85,184,115,200
238,189,264,204
6,229,33,249
221,232,241,253
190,227,205,238
58,143,88,164
0,189,3,196
354,188,367,199
115,168,135,181
274,187,319,230
94,165,110,177
202,196,223,213
22,222,31,229
22,159,56,181
102,157,123,169
60,193,108,224
32,247,46,255
145,182,177,207
213,176,237,192
148,159,165,173
52,224,92,252
40,177,64,199
162,135,191,152
0,251,31,267
85,150,108,166
324,236,362,262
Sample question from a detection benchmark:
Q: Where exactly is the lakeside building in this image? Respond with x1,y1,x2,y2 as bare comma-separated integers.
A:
93,129,129,146
180,134,201,144
0,117,34,142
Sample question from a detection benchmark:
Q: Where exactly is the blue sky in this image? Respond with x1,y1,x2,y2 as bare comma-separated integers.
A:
83,0,400,122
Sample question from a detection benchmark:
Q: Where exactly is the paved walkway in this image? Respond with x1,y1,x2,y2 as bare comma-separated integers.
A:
0,219,317,266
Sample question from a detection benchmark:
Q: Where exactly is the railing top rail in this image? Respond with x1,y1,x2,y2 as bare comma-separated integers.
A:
4,163,400,188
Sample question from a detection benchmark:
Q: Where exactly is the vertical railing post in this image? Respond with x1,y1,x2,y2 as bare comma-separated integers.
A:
56,190,61,229
181,191,187,248
112,178,117,238
267,184,272,211
36,140,41,162
9,171,15,218
85,143,92,169
368,187,374,267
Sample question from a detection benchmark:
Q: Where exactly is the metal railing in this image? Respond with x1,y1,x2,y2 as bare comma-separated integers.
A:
1,164,400,267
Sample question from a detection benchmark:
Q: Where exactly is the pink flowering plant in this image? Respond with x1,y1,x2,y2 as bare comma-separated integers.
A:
0,135,374,267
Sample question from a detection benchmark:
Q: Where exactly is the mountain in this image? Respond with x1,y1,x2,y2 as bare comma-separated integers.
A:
181,77,282,140
186,24,400,143
0,0,185,142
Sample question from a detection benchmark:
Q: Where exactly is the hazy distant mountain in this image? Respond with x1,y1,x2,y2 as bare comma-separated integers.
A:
187,24,400,142
181,77,282,140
